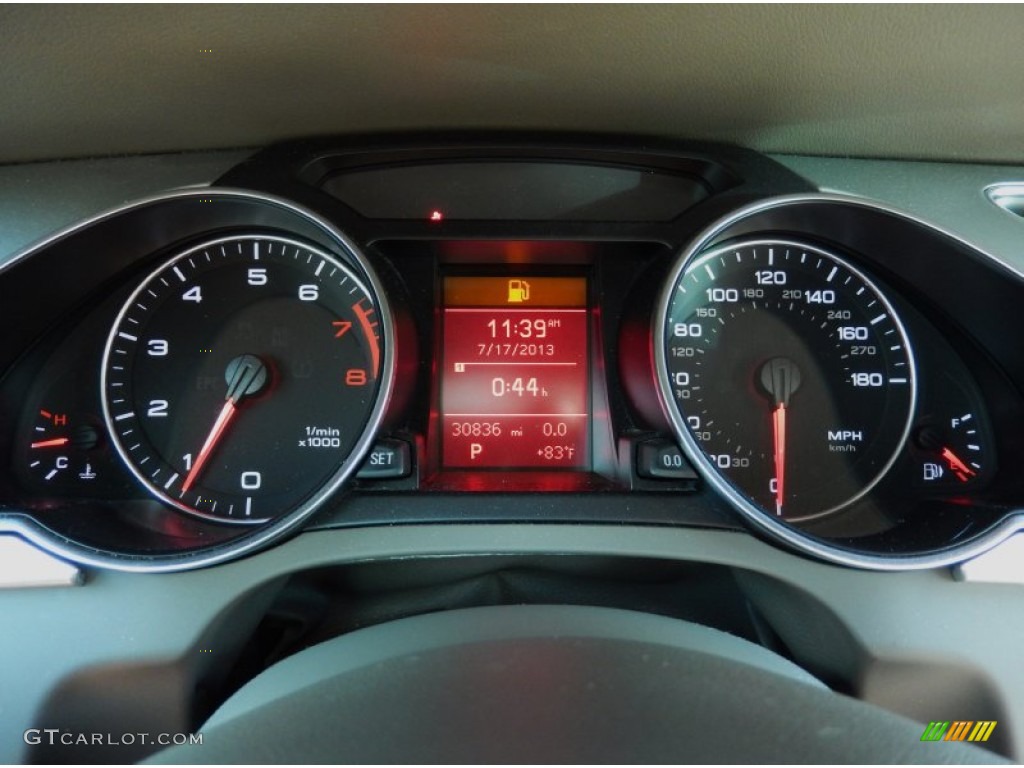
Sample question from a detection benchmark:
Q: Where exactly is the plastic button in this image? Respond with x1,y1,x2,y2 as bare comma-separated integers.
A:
357,439,411,480
636,439,697,481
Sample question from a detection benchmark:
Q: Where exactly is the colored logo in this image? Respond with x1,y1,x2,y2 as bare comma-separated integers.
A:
920,721,997,743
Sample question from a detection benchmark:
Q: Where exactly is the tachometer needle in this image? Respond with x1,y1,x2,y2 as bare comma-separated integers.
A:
182,400,237,492
181,354,269,493
941,447,977,483
773,403,786,516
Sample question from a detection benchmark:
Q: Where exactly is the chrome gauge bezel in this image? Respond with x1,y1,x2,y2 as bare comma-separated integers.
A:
660,238,919,524
0,188,396,573
653,199,937,569
99,233,383,526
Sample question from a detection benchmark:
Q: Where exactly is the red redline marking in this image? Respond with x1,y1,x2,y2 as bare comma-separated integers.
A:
352,302,380,379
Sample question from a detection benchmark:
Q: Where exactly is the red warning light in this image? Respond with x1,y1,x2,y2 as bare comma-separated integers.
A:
429,210,444,222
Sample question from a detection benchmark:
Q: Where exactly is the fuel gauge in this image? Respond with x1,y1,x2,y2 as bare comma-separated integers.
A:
913,410,994,489
27,409,102,487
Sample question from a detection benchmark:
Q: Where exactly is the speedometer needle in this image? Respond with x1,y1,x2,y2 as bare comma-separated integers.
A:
181,354,268,493
773,403,786,516
760,357,802,517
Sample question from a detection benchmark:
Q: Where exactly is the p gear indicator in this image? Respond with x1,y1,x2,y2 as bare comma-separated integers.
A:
441,276,590,469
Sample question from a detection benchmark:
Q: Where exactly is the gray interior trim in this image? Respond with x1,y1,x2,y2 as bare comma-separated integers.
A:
0,150,249,261
1,6,1023,164
205,603,824,728
986,184,1024,219
147,605,1003,764
773,155,1024,276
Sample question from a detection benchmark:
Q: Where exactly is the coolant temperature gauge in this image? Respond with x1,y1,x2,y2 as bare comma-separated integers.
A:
27,409,102,487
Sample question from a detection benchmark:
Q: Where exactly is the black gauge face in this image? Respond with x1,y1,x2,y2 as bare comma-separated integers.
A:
659,239,916,522
102,234,387,524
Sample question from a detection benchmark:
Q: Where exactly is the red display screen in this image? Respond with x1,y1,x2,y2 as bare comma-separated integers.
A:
441,276,589,469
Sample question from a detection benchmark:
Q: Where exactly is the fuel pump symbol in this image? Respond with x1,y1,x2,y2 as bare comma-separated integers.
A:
507,280,530,303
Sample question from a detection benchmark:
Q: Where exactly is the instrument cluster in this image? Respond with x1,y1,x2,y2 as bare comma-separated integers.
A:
0,136,1021,571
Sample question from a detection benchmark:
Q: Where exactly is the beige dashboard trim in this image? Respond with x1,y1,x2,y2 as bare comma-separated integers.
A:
0,535,82,589
956,535,1024,585
1,5,1023,164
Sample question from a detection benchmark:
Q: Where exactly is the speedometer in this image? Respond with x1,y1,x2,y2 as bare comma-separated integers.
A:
657,239,916,522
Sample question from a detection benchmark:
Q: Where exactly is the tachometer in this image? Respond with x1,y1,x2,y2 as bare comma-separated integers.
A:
656,239,916,522
101,233,389,524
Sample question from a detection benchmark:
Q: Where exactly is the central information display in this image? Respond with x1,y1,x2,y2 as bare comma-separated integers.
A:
441,276,589,469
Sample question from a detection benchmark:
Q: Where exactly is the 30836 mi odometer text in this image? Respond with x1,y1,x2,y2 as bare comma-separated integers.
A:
658,239,916,522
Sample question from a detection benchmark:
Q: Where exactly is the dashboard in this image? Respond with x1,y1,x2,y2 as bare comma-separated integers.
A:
3,134,1024,762
1,136,1021,572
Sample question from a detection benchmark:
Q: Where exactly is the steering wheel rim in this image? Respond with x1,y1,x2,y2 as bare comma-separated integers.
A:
147,605,1005,764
